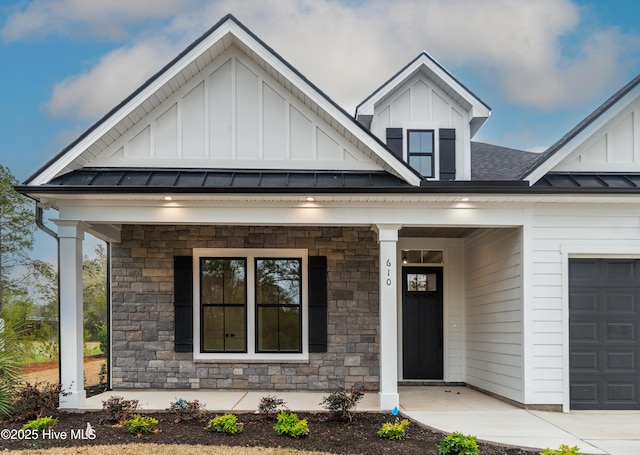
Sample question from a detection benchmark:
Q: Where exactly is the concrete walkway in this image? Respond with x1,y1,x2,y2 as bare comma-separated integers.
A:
82,386,640,454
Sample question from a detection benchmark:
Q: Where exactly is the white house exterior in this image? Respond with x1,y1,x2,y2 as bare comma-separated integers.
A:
16,15,640,412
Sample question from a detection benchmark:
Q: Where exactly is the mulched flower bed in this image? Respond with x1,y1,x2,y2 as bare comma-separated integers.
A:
1,411,539,454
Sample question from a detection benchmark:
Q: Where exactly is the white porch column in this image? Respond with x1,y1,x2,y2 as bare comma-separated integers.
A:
373,224,401,410
55,220,87,408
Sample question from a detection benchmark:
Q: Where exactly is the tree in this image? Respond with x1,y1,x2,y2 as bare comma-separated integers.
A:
0,165,36,312
83,244,107,341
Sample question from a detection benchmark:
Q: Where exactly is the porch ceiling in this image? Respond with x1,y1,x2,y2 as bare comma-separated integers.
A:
399,227,478,238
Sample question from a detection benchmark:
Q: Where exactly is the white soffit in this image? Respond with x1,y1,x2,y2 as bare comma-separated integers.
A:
27,16,421,187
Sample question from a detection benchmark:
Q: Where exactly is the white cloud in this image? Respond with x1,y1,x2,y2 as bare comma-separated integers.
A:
1,0,197,41
13,0,637,121
47,37,180,120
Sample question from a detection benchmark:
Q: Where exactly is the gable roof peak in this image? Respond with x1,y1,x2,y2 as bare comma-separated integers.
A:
523,73,640,183
355,50,490,137
24,13,422,188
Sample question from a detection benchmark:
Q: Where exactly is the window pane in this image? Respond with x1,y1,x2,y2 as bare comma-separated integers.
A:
409,155,432,177
257,307,279,351
278,307,301,351
256,259,301,305
225,306,246,351
201,258,246,352
408,130,433,153
257,307,301,352
201,259,245,304
203,306,224,351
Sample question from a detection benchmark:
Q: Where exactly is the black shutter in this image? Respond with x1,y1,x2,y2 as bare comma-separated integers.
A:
386,128,403,160
174,256,193,353
308,256,328,353
439,128,456,180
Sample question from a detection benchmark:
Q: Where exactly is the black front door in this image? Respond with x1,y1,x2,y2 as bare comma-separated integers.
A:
402,266,443,379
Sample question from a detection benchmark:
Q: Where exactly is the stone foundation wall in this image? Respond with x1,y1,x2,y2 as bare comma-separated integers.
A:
111,225,380,391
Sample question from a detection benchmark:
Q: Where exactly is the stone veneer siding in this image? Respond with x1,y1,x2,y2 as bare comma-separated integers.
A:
111,225,380,390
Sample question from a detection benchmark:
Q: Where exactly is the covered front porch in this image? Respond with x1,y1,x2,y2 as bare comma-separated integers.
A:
53,197,529,411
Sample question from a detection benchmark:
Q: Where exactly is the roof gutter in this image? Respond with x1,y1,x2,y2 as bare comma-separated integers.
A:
35,200,58,240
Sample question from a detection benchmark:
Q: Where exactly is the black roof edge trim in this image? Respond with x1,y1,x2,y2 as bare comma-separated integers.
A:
16,184,640,196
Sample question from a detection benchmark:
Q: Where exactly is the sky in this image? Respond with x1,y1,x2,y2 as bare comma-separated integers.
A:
1,0,640,262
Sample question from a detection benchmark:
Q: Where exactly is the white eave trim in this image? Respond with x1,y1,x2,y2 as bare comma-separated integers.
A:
525,83,640,185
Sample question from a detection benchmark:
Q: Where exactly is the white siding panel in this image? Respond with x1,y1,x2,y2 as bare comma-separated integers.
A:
290,106,313,160
90,46,381,170
391,89,411,124
209,59,232,159
127,126,150,157
411,80,429,122
465,228,524,402
611,113,634,162
529,204,640,405
182,82,205,158
235,61,259,160
551,97,639,171
433,92,449,123
581,135,607,162
316,128,341,160
155,104,177,158
262,82,286,160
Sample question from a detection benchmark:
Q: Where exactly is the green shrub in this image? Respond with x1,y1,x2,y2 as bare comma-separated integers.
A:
167,397,205,422
258,395,288,415
101,395,139,423
124,414,158,434
0,336,21,418
205,413,244,434
438,431,479,455
22,415,58,432
273,411,309,438
377,418,410,440
319,386,364,422
540,445,583,455
11,381,70,421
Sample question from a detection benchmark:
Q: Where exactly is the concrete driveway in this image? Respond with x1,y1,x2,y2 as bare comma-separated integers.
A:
399,386,640,455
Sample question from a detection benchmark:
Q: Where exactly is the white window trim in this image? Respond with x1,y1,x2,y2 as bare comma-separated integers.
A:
193,248,309,362
402,122,440,180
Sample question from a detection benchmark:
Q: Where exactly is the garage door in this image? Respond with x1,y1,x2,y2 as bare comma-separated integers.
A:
569,259,640,410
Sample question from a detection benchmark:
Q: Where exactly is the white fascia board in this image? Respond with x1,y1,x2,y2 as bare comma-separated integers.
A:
525,84,640,185
29,22,238,186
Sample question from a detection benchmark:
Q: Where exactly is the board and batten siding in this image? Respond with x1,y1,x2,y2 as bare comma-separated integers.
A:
551,95,640,172
464,228,524,403
369,72,471,179
529,204,640,406
87,47,380,171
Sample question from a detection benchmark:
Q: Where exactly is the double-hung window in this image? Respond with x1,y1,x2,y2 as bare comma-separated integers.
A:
407,130,434,178
194,248,308,361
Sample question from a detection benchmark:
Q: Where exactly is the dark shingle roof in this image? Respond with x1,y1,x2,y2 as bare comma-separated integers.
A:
471,142,540,181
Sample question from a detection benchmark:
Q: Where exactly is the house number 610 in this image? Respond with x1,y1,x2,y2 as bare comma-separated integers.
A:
385,259,392,286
